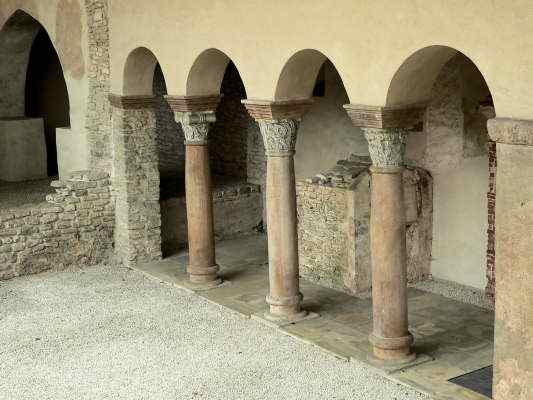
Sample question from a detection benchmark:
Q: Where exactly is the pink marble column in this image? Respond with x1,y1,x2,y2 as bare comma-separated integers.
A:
363,128,415,364
243,99,313,322
167,96,222,288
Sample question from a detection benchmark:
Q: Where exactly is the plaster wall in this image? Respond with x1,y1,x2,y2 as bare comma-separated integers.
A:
407,55,492,290
295,62,367,180
109,0,533,120
0,0,98,176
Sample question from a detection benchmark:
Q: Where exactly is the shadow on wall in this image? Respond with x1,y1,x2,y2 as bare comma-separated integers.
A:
295,60,368,180
25,27,70,177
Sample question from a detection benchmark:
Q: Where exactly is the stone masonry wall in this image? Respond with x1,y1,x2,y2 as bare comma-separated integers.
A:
297,155,433,297
153,64,185,178
160,180,262,256
112,105,162,266
85,0,112,171
0,170,114,280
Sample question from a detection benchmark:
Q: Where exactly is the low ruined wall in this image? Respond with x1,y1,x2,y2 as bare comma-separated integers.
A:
297,161,432,297
0,171,114,280
161,181,262,256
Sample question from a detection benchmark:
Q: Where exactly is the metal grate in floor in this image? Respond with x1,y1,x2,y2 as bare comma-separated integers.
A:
449,366,493,399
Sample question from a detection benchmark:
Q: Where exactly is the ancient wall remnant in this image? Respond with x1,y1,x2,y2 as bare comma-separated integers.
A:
297,155,432,297
111,102,162,266
0,170,114,280
160,180,262,256
85,0,112,171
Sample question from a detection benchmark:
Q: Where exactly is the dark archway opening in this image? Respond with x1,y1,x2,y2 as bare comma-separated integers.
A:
25,27,70,177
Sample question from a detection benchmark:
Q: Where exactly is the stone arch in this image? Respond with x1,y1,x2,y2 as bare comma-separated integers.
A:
0,9,70,179
392,45,497,295
186,48,236,96
275,49,348,101
0,9,70,118
386,45,494,109
123,46,163,96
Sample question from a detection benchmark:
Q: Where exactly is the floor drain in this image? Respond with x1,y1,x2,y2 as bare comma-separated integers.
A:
448,365,493,398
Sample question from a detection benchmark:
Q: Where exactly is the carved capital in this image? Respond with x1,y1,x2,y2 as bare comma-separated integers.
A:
258,119,299,156
363,128,408,168
175,111,216,145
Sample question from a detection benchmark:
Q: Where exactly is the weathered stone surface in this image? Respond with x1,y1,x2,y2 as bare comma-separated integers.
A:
0,170,114,280
160,180,262,255
297,156,432,297
363,128,408,168
111,105,162,266
492,143,533,400
85,0,112,171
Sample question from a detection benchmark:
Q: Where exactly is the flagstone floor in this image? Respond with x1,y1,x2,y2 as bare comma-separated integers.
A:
136,234,495,400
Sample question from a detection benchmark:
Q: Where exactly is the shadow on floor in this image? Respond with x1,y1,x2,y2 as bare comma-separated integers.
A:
135,234,494,400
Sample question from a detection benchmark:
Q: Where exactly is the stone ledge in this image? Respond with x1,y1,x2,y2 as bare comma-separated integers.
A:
344,103,426,129
487,117,533,146
109,94,157,109
165,95,221,112
242,98,314,121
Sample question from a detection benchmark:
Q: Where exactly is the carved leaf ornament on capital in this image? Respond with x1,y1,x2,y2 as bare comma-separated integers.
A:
259,119,299,155
177,111,216,144
363,128,408,168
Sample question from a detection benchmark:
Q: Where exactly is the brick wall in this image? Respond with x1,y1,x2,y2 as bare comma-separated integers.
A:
486,140,496,297
0,171,114,280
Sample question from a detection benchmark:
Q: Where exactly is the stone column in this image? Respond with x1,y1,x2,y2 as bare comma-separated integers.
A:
487,118,533,400
166,96,221,288
363,128,415,364
109,94,162,267
344,103,426,365
243,99,313,322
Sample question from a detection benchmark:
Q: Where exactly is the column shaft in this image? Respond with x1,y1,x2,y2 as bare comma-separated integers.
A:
265,153,301,317
185,143,218,284
364,128,414,364
369,167,413,361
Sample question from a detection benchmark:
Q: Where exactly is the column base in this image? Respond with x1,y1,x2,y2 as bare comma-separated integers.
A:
187,264,221,289
369,332,415,365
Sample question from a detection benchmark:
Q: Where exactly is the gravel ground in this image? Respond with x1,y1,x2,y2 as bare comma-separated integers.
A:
414,277,494,310
0,264,429,400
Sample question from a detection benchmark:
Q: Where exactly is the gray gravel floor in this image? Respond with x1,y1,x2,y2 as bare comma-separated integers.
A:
0,264,429,400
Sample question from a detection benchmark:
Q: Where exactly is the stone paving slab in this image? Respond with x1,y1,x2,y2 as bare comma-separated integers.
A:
135,234,495,400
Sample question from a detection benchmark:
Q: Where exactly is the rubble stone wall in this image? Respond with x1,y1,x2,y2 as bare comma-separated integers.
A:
111,106,162,266
297,156,432,297
161,181,262,256
85,0,112,171
0,170,114,280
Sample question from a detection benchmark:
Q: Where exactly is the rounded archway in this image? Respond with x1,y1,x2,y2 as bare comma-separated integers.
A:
391,46,496,295
0,10,70,179
186,48,232,96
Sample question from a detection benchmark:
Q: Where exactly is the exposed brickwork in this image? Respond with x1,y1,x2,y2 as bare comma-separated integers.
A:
85,0,112,171
0,171,114,280
486,140,496,298
297,156,432,297
111,105,162,266
153,65,185,178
